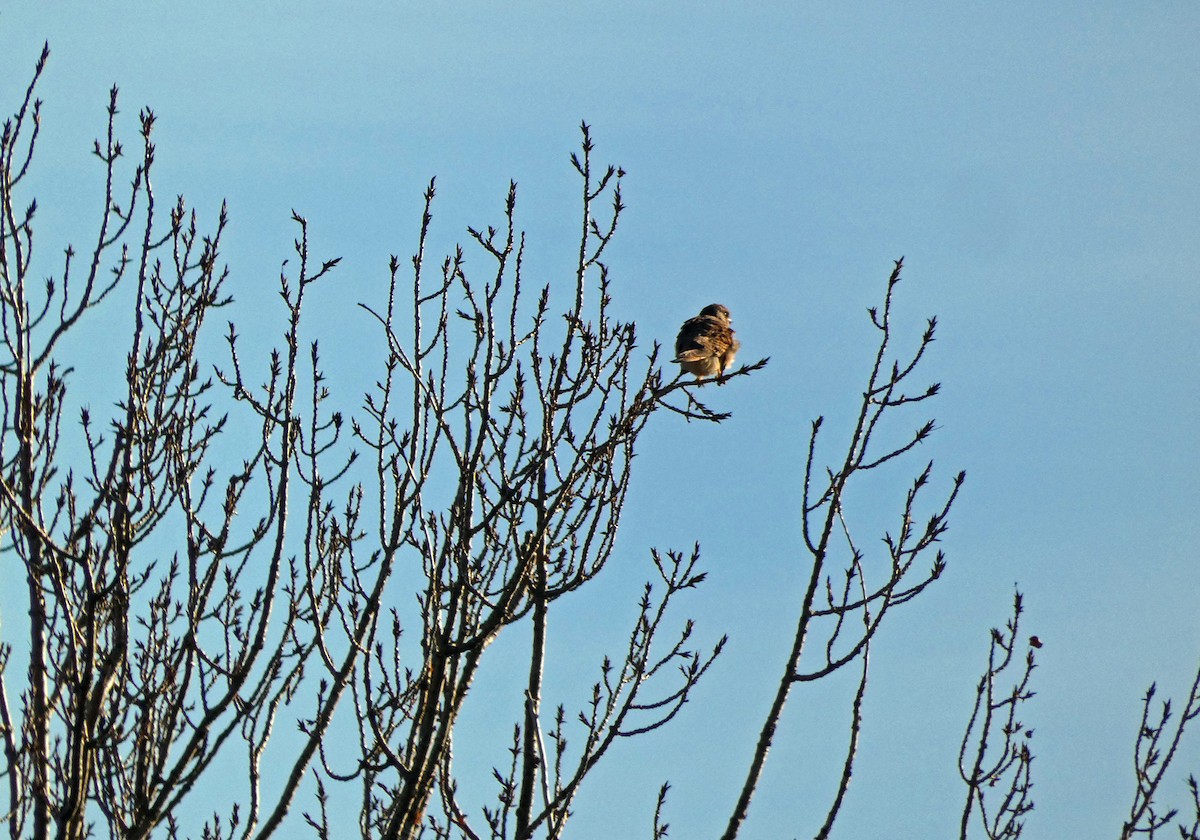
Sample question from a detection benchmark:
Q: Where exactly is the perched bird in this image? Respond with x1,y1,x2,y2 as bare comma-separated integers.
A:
673,303,740,381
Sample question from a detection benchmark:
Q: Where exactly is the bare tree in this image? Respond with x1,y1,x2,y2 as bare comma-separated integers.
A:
324,130,765,839
1119,664,1200,839
7,39,1197,840
958,591,1038,840
0,45,766,840
720,259,965,839
0,43,341,839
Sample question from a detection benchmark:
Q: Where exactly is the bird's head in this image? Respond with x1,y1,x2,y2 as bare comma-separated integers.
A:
699,303,732,323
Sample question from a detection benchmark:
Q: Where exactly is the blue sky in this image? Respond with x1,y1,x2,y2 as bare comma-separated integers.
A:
4,3,1200,837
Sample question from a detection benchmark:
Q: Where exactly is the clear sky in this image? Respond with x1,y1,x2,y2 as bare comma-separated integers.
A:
4,3,1200,838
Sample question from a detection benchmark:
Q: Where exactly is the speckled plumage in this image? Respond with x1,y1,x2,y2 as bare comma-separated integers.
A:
673,303,739,380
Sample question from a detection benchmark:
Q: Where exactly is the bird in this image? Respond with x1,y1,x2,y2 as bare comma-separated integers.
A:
673,303,740,382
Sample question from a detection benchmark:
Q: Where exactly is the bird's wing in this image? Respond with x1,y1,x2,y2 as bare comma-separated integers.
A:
673,315,733,361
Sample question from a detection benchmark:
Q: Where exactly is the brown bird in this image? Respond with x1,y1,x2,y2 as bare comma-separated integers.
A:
673,303,740,381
